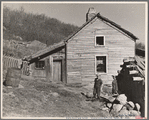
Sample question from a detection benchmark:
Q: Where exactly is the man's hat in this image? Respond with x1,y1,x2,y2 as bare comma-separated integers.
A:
96,73,101,77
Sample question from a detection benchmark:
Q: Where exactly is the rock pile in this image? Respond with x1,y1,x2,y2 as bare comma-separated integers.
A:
101,94,141,118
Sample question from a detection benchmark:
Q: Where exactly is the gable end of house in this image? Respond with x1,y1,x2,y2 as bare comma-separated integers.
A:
65,13,138,44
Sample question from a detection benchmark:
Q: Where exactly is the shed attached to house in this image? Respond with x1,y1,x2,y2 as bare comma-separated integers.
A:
24,8,138,85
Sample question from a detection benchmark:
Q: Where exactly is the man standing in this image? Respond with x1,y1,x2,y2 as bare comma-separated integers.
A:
93,74,103,100
112,75,118,95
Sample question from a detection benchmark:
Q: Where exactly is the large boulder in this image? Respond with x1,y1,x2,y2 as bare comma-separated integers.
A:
113,104,123,112
126,101,135,110
135,103,141,111
116,94,127,105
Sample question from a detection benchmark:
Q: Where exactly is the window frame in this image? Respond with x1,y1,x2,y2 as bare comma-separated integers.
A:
95,35,105,46
95,55,108,74
35,60,45,70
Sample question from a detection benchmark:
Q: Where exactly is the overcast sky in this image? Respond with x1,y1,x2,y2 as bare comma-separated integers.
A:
3,2,147,44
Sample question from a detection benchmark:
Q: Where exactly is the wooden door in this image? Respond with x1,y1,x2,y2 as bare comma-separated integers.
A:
53,60,62,82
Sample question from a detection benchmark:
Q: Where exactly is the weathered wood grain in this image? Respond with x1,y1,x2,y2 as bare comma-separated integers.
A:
133,77,144,81
67,18,135,83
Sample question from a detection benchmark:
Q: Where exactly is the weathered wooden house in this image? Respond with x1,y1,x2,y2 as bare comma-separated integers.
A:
24,8,138,85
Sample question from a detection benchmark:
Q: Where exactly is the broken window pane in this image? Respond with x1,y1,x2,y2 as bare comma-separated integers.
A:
96,56,106,73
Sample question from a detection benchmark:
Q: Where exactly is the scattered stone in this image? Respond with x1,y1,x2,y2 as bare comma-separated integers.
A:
108,96,116,102
107,103,112,108
51,92,59,97
128,101,134,108
8,92,15,97
127,101,135,110
100,94,115,102
86,92,93,98
135,103,140,111
15,36,23,41
116,94,127,105
7,86,13,89
113,104,123,112
18,84,24,88
110,109,119,117
117,106,129,118
129,110,141,117
102,107,109,111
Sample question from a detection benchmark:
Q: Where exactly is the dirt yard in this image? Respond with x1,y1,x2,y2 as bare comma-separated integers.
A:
2,78,111,118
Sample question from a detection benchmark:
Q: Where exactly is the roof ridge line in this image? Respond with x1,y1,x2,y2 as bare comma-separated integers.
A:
97,13,138,40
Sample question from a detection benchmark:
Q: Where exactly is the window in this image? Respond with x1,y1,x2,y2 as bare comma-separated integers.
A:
95,36,105,46
96,56,106,73
35,61,45,69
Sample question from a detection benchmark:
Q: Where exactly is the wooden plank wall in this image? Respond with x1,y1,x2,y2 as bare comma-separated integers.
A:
30,47,66,82
67,18,135,84
31,63,46,79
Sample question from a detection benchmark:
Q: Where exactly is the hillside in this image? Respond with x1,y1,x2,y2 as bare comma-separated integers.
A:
3,39,47,58
3,6,79,58
3,6,145,59
3,78,110,117
3,6,79,46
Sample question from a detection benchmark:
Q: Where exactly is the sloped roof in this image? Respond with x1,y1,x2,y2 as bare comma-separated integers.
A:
26,13,138,62
24,41,65,62
65,13,138,42
97,13,138,40
31,41,65,59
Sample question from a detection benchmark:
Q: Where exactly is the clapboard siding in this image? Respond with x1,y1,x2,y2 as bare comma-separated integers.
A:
31,63,46,78
67,18,135,84
30,47,66,81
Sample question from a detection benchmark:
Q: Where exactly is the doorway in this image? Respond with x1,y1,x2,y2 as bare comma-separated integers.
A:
53,60,62,82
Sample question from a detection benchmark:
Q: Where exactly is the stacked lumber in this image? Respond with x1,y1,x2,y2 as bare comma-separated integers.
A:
135,56,145,78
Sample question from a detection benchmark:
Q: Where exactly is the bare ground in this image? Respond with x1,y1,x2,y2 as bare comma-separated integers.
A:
2,79,111,118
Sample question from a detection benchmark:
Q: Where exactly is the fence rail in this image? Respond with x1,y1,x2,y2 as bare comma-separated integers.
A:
3,55,22,70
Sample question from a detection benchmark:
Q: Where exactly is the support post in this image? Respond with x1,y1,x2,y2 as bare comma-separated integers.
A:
65,44,67,84
45,56,53,82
